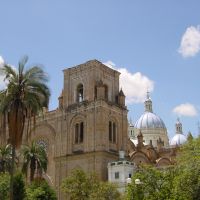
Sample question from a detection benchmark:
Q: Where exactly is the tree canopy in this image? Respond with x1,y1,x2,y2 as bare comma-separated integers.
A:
61,169,121,200
0,56,50,148
126,137,200,200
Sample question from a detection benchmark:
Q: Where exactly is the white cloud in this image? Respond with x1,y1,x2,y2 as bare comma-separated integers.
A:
0,56,4,67
178,25,200,57
103,61,154,104
173,103,198,117
103,60,116,69
0,56,5,90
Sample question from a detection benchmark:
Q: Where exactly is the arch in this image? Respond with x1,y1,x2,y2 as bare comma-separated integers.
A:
156,157,172,167
70,113,86,127
129,151,150,165
108,114,120,126
30,122,56,138
29,123,56,155
70,114,86,147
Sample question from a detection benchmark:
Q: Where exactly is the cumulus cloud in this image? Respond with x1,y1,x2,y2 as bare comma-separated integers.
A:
0,56,4,67
173,103,198,117
178,25,200,57
0,56,5,89
103,61,154,104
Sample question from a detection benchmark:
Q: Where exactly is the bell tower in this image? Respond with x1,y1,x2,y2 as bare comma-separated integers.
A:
55,60,128,191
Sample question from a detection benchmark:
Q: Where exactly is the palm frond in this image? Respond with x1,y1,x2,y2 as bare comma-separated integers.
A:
0,56,50,148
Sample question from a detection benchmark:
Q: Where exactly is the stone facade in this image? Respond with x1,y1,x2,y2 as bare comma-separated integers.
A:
22,60,128,199
127,131,176,167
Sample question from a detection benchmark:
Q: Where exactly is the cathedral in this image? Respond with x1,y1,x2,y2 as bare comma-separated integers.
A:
24,60,127,199
0,59,186,199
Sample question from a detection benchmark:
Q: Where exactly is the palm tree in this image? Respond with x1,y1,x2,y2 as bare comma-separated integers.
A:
0,144,12,173
21,141,48,182
0,56,50,200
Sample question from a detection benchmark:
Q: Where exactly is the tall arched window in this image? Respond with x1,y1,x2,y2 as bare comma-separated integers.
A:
77,84,83,103
109,121,117,143
74,122,84,144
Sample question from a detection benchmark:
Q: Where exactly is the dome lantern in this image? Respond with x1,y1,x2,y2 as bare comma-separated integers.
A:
170,118,187,146
175,118,183,134
145,91,153,113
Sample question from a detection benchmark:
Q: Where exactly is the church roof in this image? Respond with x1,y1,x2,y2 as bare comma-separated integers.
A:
170,118,187,146
170,133,187,146
134,112,166,129
134,92,166,130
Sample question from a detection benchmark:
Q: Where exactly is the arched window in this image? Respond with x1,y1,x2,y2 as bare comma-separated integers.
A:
36,139,48,152
109,121,117,143
74,122,84,144
77,84,83,103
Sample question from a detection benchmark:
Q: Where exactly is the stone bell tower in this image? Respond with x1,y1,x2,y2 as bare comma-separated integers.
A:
54,60,128,198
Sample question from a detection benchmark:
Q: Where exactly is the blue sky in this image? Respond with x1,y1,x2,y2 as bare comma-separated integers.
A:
0,1,200,139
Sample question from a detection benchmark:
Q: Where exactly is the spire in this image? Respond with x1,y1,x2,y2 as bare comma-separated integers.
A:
175,118,183,134
144,91,153,112
119,88,125,96
147,90,150,99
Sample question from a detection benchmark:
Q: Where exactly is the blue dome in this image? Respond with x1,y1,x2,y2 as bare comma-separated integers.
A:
134,112,166,129
170,134,187,146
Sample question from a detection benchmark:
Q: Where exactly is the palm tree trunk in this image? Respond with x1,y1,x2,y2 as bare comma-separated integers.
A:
30,161,36,182
9,145,15,200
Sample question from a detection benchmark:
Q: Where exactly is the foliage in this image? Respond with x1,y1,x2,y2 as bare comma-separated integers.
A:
26,179,57,200
0,55,50,148
0,144,12,173
176,136,200,166
172,137,200,200
0,172,27,200
61,169,97,200
21,141,48,182
89,181,121,200
126,137,200,200
13,172,26,200
61,169,121,200
186,131,193,141
126,166,175,200
0,56,50,199
0,172,10,200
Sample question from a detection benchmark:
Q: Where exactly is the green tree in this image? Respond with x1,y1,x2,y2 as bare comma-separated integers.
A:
186,131,193,142
61,169,97,200
126,166,175,200
61,169,121,200
13,172,26,200
172,137,200,200
26,179,57,200
0,172,10,200
21,141,48,182
0,144,12,173
0,56,50,199
89,181,121,200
